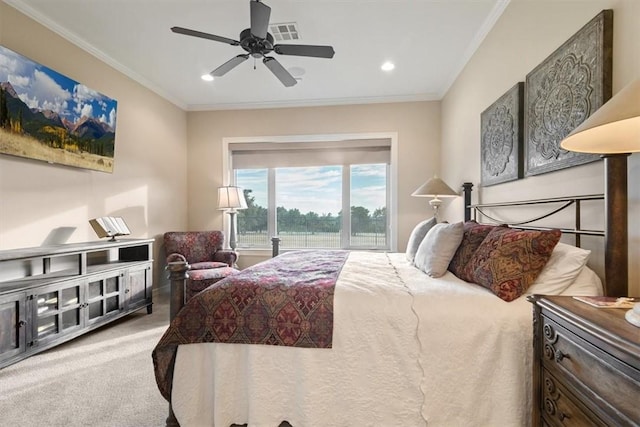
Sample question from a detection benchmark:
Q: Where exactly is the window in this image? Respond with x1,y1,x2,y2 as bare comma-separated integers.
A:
232,138,391,250
275,165,342,248
350,164,387,248
235,169,269,247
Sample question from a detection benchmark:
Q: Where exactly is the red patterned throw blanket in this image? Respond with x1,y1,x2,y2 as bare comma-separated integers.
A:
153,249,348,400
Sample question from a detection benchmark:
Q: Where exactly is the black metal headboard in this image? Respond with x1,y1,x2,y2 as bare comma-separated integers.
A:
461,182,627,297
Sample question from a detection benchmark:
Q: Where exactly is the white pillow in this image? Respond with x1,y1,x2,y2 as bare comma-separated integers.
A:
406,217,437,263
414,222,464,278
560,266,604,296
525,242,591,296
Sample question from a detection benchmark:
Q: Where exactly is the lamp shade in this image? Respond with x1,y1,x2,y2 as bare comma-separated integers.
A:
560,79,640,154
217,186,248,210
411,176,458,197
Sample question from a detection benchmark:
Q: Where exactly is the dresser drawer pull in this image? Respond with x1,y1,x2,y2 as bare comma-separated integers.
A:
544,398,557,416
543,323,556,340
555,350,570,362
545,398,572,422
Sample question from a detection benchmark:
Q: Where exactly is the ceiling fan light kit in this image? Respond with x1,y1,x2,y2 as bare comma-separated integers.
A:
171,0,335,87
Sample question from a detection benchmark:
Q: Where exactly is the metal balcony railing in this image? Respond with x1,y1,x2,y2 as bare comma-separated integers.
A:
237,215,387,248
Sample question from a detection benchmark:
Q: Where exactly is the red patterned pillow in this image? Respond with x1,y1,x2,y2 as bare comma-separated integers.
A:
464,227,561,302
448,221,498,281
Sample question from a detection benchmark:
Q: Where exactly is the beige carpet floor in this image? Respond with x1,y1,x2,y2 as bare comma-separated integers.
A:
0,290,171,427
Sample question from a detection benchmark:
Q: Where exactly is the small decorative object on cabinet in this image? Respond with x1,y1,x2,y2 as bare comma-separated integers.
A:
89,216,131,241
529,295,640,426
0,238,153,368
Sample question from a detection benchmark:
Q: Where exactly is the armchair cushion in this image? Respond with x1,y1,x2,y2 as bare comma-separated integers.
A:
188,267,238,282
190,261,229,270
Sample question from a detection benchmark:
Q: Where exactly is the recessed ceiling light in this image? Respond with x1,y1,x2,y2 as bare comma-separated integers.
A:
288,66,306,77
381,61,395,72
201,74,214,82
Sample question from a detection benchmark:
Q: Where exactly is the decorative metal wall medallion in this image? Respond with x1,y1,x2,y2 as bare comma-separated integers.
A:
524,10,612,176
481,82,523,186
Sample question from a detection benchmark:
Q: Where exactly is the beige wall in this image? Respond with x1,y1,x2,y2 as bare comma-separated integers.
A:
441,0,640,294
187,102,441,266
0,4,189,286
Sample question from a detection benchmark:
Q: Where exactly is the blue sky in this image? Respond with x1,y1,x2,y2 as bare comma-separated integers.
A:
0,45,117,129
237,164,387,215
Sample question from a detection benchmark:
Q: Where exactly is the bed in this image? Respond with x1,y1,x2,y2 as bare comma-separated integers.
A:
153,183,628,427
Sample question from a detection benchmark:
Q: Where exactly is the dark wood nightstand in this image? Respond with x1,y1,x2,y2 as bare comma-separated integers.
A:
529,295,640,426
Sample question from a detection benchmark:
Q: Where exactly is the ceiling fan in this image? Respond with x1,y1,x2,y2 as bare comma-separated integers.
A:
171,0,335,87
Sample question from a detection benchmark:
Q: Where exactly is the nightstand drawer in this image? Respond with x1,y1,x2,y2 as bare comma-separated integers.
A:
541,369,604,427
541,315,640,425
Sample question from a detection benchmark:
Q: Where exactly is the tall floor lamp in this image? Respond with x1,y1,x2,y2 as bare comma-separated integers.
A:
411,175,459,220
217,186,247,250
560,78,640,325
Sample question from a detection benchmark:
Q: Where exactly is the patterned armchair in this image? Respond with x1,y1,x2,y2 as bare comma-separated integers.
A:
163,231,239,301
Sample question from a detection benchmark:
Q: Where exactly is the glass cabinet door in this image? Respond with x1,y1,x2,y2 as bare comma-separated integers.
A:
33,281,83,346
36,291,58,339
86,271,124,326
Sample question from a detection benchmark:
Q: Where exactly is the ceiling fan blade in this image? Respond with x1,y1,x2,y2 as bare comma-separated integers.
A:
212,54,250,77
171,26,239,46
250,1,271,39
274,44,335,58
263,57,297,87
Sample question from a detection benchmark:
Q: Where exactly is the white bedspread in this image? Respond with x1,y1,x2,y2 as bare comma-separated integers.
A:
171,252,533,427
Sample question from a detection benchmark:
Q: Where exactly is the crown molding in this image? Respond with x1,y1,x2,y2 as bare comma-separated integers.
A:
3,0,188,110
438,0,510,99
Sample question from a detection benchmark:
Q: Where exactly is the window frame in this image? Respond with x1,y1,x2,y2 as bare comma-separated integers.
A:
222,132,398,253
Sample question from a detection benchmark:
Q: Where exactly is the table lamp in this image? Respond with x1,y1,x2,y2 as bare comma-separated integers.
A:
217,186,248,250
561,79,640,154
560,78,640,324
411,176,458,220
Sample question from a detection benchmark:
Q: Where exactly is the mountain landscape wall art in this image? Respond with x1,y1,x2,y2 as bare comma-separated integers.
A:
0,45,117,173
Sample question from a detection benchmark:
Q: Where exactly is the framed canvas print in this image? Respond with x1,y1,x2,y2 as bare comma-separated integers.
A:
0,45,118,173
481,82,523,187
524,9,612,176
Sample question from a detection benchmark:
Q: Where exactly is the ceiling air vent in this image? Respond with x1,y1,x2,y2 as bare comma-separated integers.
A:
270,22,299,41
